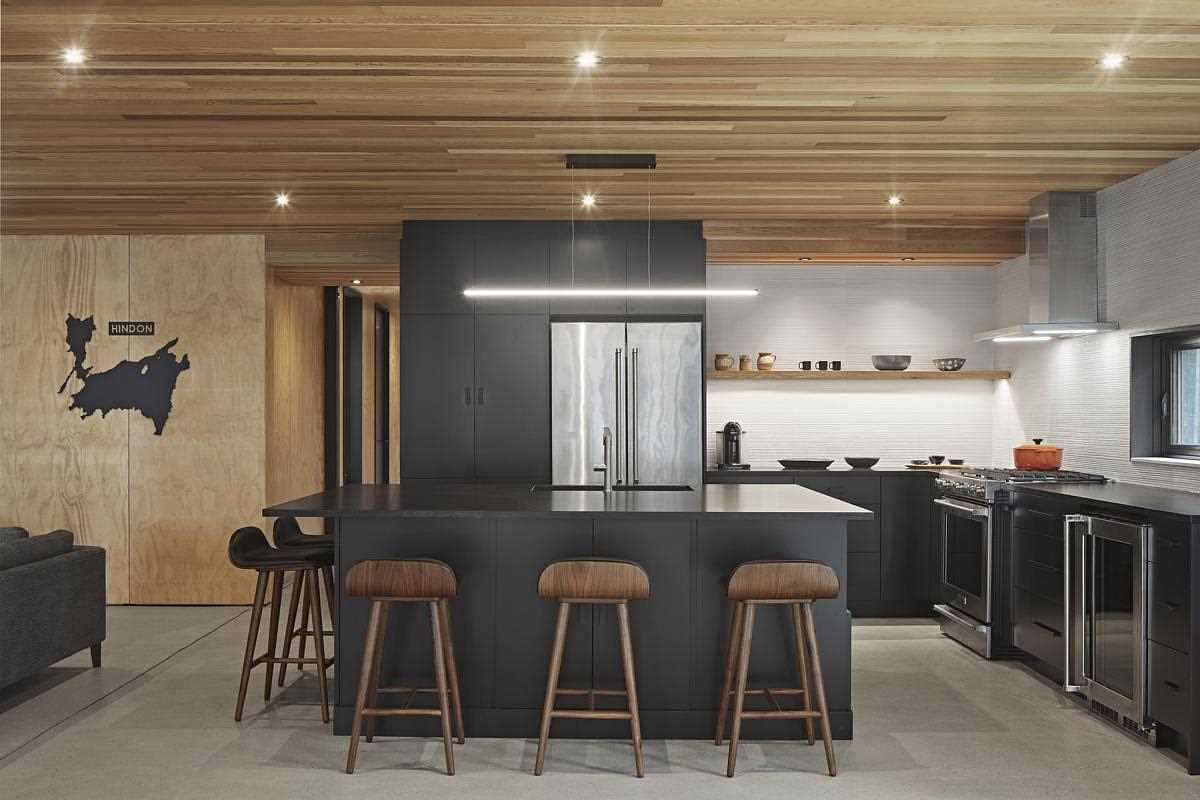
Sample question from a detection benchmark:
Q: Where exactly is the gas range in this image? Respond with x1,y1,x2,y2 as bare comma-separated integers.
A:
936,468,1108,504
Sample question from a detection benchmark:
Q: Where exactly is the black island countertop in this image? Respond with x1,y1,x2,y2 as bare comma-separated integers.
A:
263,481,874,520
707,463,936,478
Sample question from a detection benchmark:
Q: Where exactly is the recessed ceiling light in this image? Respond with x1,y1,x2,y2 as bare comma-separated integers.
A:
352,279,362,285
798,257,811,261
274,192,290,208
575,51,600,69
62,47,86,65
887,195,903,207
580,193,596,208
901,256,915,262
1099,52,1127,69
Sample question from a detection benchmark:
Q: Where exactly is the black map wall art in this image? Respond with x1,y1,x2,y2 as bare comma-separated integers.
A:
58,314,191,435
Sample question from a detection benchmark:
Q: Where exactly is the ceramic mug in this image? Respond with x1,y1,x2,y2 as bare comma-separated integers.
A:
714,353,734,371
757,352,777,371
799,360,812,370
831,360,842,370
817,360,829,370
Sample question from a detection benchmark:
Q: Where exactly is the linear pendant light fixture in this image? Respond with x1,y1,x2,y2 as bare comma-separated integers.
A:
464,153,757,300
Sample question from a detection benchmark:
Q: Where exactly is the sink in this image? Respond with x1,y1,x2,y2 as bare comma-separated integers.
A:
531,484,693,492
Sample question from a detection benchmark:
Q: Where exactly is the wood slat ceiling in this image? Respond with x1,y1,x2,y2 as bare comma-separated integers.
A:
3,2,1199,267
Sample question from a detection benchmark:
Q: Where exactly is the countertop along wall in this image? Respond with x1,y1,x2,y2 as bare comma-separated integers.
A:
991,150,1200,492
705,264,997,467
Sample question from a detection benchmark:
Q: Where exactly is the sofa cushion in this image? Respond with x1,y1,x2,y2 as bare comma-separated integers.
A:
0,526,29,544
0,529,74,570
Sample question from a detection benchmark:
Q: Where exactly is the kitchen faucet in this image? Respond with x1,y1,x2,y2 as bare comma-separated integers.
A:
593,426,614,493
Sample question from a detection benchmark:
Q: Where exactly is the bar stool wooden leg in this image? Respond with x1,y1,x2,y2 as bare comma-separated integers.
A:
726,601,756,778
322,565,337,634
263,571,284,701
616,602,645,778
714,601,746,746
306,568,331,723
365,601,389,743
346,599,383,774
429,600,456,776
235,572,269,722
790,603,816,746
296,570,311,670
801,602,837,777
534,601,570,776
438,599,467,744
277,570,304,687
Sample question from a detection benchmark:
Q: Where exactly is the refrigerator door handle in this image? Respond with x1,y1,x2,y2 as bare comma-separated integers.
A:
1063,514,1089,693
631,347,639,484
614,347,623,484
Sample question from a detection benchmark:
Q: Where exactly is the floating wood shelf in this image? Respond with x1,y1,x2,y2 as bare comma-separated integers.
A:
706,369,1011,381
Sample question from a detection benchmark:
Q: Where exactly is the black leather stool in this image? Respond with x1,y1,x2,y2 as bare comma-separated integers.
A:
228,526,333,722
272,517,336,688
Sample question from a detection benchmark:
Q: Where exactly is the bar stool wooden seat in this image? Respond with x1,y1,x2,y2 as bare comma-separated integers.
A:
534,558,650,778
227,526,333,723
715,559,840,778
344,559,465,776
271,517,336,688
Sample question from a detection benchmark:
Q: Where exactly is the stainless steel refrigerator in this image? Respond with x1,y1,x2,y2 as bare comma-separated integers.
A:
551,321,703,487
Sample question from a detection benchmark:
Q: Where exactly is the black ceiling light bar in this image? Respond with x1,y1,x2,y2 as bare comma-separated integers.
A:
565,153,656,170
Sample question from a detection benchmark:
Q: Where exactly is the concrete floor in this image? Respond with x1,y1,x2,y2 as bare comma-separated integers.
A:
1,608,1194,799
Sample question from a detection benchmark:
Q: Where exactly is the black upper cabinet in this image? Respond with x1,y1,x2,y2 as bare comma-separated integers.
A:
549,232,628,315
474,315,550,481
626,222,706,315
473,235,550,314
400,224,474,314
399,314,475,478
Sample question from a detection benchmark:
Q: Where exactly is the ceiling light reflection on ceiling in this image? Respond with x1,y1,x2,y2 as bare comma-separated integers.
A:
993,335,1052,343
575,51,600,68
580,193,596,208
464,288,757,298
1099,53,1127,69
274,192,290,208
887,195,903,207
62,47,86,65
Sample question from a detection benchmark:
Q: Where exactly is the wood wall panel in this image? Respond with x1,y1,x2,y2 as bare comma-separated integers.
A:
0,236,132,602
127,234,266,604
357,287,401,483
267,232,401,286
361,294,376,483
265,274,324,534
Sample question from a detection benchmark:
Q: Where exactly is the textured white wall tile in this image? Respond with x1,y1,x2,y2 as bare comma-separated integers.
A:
705,264,996,467
992,150,1200,492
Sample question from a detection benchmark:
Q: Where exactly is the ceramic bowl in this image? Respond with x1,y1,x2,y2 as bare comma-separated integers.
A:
871,355,911,370
844,457,880,470
779,459,834,470
933,357,967,371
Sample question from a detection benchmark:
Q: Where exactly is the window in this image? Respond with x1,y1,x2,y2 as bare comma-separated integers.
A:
1165,333,1200,458
1130,326,1200,462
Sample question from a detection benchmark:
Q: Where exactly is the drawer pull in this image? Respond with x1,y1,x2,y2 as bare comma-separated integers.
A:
1028,560,1060,574
1033,621,1062,638
1162,680,1182,693
1155,599,1181,612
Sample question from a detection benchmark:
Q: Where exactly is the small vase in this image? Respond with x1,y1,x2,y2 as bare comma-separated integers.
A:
738,355,753,371
757,352,776,371
714,353,734,371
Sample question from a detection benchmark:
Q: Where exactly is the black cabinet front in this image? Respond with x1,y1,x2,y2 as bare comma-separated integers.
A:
399,314,475,478
473,315,550,480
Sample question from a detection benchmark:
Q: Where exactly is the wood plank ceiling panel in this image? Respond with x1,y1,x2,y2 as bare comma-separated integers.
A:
2,2,1198,266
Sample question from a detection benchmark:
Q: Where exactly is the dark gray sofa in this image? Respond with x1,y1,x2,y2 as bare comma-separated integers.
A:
0,527,106,689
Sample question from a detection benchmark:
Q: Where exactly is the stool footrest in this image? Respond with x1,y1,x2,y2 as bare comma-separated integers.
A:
554,687,627,697
252,654,333,668
550,709,634,721
361,708,442,718
738,710,822,720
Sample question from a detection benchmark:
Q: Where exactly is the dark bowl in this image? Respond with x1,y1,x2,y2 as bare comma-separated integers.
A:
871,354,911,371
929,455,946,464
779,459,834,470
933,357,966,372
844,457,880,470
948,458,965,465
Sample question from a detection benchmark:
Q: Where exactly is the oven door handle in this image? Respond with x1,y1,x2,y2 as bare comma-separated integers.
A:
934,498,990,517
1063,514,1090,694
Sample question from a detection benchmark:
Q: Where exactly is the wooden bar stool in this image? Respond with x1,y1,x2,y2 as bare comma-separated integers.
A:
714,559,840,778
534,558,650,778
227,526,333,723
271,517,336,688
344,559,465,776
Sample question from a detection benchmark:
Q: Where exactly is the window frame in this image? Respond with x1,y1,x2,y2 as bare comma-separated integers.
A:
1156,331,1200,460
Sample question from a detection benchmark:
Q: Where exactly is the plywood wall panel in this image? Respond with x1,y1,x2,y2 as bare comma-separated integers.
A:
361,297,376,484
0,235,132,602
265,275,324,534
127,234,266,604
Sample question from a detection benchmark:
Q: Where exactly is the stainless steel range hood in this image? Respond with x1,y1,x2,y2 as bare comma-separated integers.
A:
976,192,1118,342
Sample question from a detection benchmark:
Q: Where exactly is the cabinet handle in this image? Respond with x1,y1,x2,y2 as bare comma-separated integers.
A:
464,387,472,406
1033,620,1062,638
1163,680,1181,693
477,387,485,406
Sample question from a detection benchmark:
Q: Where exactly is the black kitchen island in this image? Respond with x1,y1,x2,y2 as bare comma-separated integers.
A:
263,482,872,740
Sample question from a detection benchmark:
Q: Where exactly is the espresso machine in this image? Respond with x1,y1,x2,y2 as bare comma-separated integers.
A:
716,421,750,470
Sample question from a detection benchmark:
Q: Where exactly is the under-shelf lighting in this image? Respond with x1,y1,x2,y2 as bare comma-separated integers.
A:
464,288,757,298
992,335,1052,343
1031,328,1097,335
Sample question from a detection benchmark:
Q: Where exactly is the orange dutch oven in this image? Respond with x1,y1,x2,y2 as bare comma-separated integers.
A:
1013,438,1063,470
